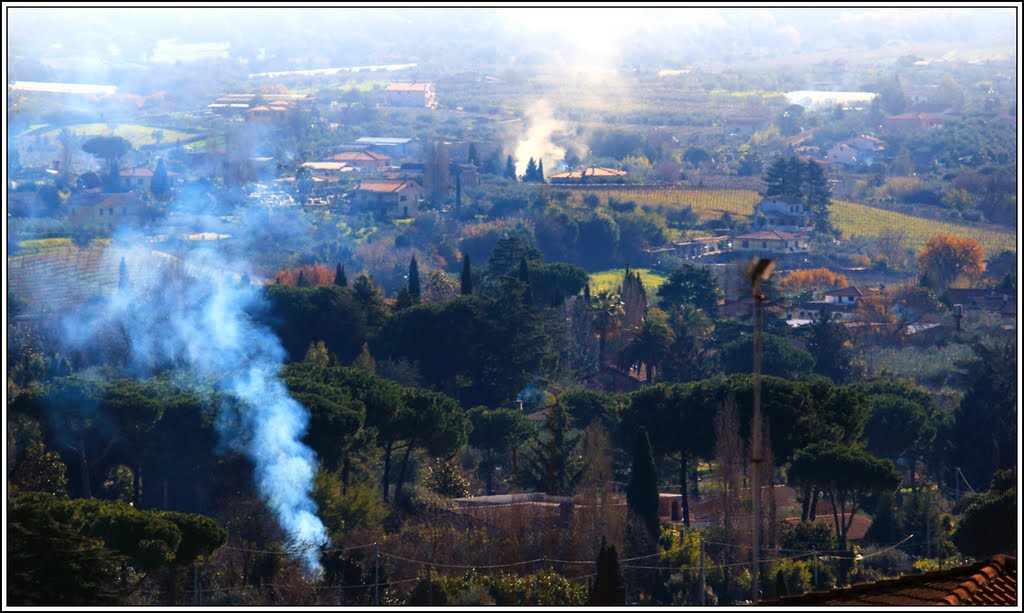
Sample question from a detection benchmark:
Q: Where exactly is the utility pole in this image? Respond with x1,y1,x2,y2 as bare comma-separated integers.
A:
745,257,776,605
699,536,706,606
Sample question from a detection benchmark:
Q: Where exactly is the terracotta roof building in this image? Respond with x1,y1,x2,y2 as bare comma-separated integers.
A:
733,229,810,254
385,82,437,108
352,179,423,218
325,150,392,172
765,554,1017,606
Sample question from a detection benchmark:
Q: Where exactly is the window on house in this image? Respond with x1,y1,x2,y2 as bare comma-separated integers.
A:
742,240,749,248
762,241,767,249
99,209,104,216
109,208,114,215
400,195,407,202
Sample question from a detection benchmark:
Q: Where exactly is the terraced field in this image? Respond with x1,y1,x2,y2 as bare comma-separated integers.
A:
582,188,1016,255
8,241,164,313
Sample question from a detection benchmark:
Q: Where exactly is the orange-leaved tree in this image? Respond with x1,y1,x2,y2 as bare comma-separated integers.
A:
780,268,849,293
917,234,985,289
274,263,335,287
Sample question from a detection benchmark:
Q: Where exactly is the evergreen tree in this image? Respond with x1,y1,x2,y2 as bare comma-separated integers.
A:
627,426,660,538
589,537,626,605
523,157,538,182
118,257,128,290
296,270,308,287
518,257,530,284
805,307,852,382
803,159,835,237
537,159,545,183
466,142,479,166
504,155,517,181
460,253,473,295
763,156,803,203
394,286,414,311
150,158,169,197
518,257,532,305
523,402,582,496
408,256,421,303
334,263,347,287
482,151,499,175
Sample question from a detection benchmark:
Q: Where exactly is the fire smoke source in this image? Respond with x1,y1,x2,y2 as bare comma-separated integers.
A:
62,242,328,575
513,100,567,176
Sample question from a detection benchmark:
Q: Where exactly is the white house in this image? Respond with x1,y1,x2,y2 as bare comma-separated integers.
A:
826,135,885,166
385,83,437,108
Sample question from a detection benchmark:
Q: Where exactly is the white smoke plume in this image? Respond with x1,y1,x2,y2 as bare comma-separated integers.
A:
513,100,567,177
59,230,329,576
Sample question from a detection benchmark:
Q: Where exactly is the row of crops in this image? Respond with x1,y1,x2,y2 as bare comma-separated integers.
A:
580,188,1015,255
8,243,166,314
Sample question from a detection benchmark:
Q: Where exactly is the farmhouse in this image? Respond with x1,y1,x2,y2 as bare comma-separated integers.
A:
65,192,148,229
723,114,771,139
120,166,178,190
733,229,810,254
752,198,814,233
385,83,437,108
883,112,949,131
352,179,423,218
825,134,886,166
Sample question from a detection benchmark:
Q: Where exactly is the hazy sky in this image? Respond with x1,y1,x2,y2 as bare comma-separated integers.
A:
7,5,1017,70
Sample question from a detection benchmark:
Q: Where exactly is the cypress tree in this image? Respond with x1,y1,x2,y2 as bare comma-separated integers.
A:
335,263,347,287
408,256,421,303
296,270,308,287
524,157,538,182
627,426,660,539
504,155,517,181
537,158,545,183
589,537,626,605
151,157,169,196
518,257,532,304
118,257,128,290
467,142,479,166
460,253,473,295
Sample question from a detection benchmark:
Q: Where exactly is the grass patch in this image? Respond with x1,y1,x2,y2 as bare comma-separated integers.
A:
16,238,75,254
583,188,1015,255
589,268,669,293
34,123,198,147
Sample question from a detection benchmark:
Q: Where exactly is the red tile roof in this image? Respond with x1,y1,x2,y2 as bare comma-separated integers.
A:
765,554,1017,606
735,229,804,241
327,151,391,162
385,82,432,91
356,179,419,193
826,286,866,297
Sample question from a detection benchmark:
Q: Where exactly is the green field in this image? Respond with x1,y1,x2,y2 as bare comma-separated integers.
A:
26,123,199,147
589,268,669,294
584,188,1016,255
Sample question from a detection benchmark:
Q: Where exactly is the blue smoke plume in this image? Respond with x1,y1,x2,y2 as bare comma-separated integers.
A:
61,239,328,575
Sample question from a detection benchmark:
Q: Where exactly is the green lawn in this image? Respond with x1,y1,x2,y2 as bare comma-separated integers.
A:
589,268,669,293
32,123,199,147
